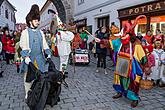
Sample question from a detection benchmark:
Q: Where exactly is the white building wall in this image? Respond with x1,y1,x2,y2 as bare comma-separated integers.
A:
39,2,57,31
0,0,16,30
74,0,154,35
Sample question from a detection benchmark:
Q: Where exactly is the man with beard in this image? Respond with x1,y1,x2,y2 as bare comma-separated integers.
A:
19,4,51,99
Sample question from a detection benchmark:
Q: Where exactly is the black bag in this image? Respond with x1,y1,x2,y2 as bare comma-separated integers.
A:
26,59,63,110
26,62,41,83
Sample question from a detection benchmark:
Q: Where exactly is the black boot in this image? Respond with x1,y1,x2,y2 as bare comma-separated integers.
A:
0,71,3,78
131,100,138,108
112,93,122,99
17,67,20,73
64,72,68,78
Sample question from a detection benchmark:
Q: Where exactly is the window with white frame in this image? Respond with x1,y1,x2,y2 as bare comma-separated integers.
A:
5,8,8,19
78,0,84,5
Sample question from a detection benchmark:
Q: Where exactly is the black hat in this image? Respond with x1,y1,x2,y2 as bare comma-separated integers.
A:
3,26,9,32
48,9,56,14
26,4,40,27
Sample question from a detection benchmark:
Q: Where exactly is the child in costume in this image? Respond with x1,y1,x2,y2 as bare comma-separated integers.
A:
151,37,165,86
141,39,155,80
95,15,147,107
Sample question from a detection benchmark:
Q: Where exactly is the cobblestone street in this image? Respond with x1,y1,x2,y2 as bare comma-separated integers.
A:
0,54,165,110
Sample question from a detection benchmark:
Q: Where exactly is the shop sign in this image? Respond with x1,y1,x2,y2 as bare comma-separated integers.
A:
119,1,165,18
74,19,86,26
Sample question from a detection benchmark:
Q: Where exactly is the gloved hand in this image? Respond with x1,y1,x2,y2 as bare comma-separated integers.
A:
47,55,51,59
25,57,31,65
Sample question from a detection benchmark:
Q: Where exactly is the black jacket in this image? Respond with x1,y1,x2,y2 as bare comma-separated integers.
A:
96,32,109,54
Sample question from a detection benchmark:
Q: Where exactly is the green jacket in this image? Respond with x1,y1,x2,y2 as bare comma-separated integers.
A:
80,32,88,40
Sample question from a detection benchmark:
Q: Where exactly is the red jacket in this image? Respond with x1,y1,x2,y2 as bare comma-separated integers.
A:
6,37,15,54
1,34,7,51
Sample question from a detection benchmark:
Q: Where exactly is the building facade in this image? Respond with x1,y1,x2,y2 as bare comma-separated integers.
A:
74,0,163,35
39,0,57,31
0,0,16,31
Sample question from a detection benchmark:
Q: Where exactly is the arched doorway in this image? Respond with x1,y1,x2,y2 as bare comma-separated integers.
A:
49,0,73,23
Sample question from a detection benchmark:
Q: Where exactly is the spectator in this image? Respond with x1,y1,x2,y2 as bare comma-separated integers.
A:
95,26,109,74
80,27,88,49
72,28,82,50
6,32,15,64
143,30,153,44
1,27,9,63
14,32,22,73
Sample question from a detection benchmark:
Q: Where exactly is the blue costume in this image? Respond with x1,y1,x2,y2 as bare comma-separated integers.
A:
20,28,51,73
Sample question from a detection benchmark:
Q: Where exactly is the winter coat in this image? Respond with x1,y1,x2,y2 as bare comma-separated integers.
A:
80,32,88,49
6,37,15,54
96,32,109,54
72,33,82,49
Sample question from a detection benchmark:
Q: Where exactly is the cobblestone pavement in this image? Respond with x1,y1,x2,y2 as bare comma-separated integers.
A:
0,54,165,110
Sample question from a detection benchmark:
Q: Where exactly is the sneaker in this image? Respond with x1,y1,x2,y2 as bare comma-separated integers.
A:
96,68,99,73
104,69,108,74
0,71,3,78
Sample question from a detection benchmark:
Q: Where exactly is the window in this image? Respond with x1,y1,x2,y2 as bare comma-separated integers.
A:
78,0,84,5
1,6,3,16
11,13,12,21
97,16,109,28
5,9,8,19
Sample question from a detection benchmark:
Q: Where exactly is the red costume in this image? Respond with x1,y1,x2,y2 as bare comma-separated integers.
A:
1,34,7,51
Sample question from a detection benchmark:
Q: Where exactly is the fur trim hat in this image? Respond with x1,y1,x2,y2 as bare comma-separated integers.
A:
26,4,40,27
3,26,9,32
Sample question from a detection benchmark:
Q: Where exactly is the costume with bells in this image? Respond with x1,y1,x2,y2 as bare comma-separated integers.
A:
52,12,74,72
19,4,51,99
97,15,147,107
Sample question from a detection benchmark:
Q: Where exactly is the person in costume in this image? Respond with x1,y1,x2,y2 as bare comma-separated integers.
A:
51,11,74,73
109,22,120,66
95,15,147,107
19,4,51,99
141,39,155,80
151,38,165,86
